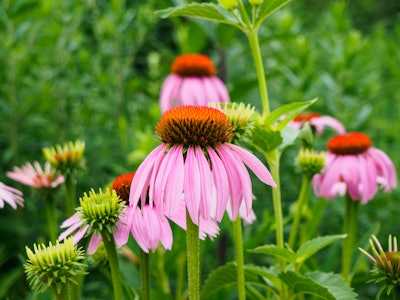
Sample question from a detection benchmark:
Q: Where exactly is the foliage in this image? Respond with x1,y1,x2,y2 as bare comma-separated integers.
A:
0,0,399,299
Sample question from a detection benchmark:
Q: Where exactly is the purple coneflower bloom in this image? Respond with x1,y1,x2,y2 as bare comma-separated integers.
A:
129,106,276,226
159,54,230,112
290,112,345,135
312,132,397,204
112,172,173,253
0,182,24,209
7,161,64,189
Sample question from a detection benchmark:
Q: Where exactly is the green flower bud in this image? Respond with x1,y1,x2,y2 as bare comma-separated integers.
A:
43,140,85,175
78,188,125,240
218,0,238,10
24,238,87,295
296,148,326,177
249,0,263,5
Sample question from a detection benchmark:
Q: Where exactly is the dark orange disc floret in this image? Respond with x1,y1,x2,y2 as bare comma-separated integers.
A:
294,112,321,123
328,132,372,155
171,54,217,77
111,172,135,204
155,106,233,148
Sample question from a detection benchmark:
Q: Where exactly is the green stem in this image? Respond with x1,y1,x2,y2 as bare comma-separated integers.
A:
265,150,288,299
64,174,76,218
101,233,124,300
233,216,246,300
288,175,312,250
186,210,200,300
140,249,150,300
156,248,171,295
247,30,270,116
342,195,359,283
45,194,58,242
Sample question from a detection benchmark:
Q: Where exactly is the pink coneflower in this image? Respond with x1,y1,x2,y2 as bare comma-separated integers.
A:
290,112,345,135
312,132,397,204
0,182,24,209
58,188,127,255
111,172,173,253
129,106,276,226
6,161,64,189
159,54,230,112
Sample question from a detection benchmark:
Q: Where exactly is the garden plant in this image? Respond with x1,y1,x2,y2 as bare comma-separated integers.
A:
1,0,400,299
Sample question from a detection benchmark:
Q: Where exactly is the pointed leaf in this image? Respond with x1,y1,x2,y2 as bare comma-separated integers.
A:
296,234,347,266
156,3,240,27
250,127,282,153
265,99,317,129
280,271,357,300
249,244,297,265
255,0,293,28
200,262,277,299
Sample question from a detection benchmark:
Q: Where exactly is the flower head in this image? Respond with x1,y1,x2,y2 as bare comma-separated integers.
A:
7,161,64,189
359,234,400,296
24,237,87,295
0,182,24,209
43,140,85,175
111,172,173,253
296,148,326,178
58,188,126,254
290,112,345,135
129,106,276,226
159,54,230,112
312,132,397,204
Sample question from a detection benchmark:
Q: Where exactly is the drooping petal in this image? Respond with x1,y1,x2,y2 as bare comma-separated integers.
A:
208,77,230,103
368,148,397,191
129,144,168,208
228,143,276,188
311,116,345,135
184,147,201,225
87,232,103,255
195,146,213,221
207,147,229,222
160,75,182,112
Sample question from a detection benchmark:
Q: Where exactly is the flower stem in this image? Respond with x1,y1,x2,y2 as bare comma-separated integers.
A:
101,233,124,300
186,210,200,300
45,194,58,242
288,175,312,249
233,216,246,300
247,30,270,117
140,249,150,300
64,173,76,218
342,195,359,283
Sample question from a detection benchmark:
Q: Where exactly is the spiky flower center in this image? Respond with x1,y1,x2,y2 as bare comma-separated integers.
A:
328,132,372,155
111,172,135,204
171,54,217,77
43,140,85,173
24,238,87,294
155,106,233,148
79,188,125,235
296,148,326,177
294,112,321,123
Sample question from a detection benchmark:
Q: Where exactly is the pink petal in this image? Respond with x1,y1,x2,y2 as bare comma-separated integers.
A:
87,232,103,255
195,146,213,221
184,147,201,225
228,143,276,188
160,75,182,112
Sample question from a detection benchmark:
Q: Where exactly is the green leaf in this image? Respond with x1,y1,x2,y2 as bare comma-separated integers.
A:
264,98,317,130
155,3,240,27
249,244,297,265
200,262,276,299
296,234,347,266
250,127,282,153
280,271,357,300
255,0,293,28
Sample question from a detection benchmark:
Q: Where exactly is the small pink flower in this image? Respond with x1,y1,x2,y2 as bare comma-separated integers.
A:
159,54,230,112
0,182,24,209
290,112,345,135
111,172,173,253
129,106,276,226
312,132,397,204
7,161,64,189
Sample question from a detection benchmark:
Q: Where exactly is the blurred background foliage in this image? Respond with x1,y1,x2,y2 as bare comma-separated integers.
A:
0,0,399,298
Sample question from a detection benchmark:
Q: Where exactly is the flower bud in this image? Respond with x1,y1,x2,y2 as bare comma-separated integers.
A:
218,0,238,10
